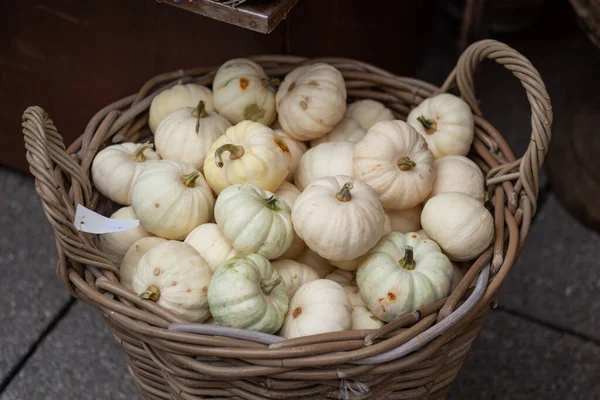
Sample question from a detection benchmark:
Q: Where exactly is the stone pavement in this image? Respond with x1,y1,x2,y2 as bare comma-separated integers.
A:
1,3,599,399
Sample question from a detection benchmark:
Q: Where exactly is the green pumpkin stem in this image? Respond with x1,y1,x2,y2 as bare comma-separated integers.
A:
261,276,282,295
140,285,161,302
397,156,417,171
335,182,354,202
261,195,281,211
215,144,245,168
182,171,200,187
416,115,437,134
192,100,209,133
398,246,416,270
262,77,281,92
130,142,154,162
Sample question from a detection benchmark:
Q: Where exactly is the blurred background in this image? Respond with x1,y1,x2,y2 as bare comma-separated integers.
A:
0,0,599,399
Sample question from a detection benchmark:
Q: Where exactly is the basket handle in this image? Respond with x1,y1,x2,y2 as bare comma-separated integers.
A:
440,39,552,214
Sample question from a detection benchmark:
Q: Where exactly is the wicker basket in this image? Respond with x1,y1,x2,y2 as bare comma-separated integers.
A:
22,39,551,400
571,0,600,48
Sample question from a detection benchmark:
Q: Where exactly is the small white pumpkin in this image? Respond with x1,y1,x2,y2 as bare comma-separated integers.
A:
353,120,435,210
273,130,307,182
293,176,386,261
119,237,167,290
133,241,212,322
215,184,294,260
149,83,214,133
276,63,347,140
272,259,319,297
184,223,238,273
427,156,485,203
294,142,355,191
208,254,288,333
274,182,305,259
130,160,214,240
383,214,393,235
310,117,366,147
294,247,334,278
385,205,422,233
92,142,161,205
421,192,494,261
352,306,385,330
329,258,359,272
212,58,277,125
345,99,395,130
154,101,231,171
99,206,153,264
203,121,291,194
279,279,352,339
407,93,475,159
357,232,454,322
325,268,355,285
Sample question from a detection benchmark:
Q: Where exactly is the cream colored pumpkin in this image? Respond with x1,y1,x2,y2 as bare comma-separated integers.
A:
208,254,288,333
383,214,392,235
130,160,214,240
294,142,355,191
184,223,238,273
273,130,307,182
427,156,485,203
133,241,212,322
276,63,347,140
329,258,359,272
421,192,494,261
279,279,352,339
407,93,474,159
294,247,334,278
352,306,385,330
325,268,355,285
353,120,435,210
215,184,294,260
119,237,167,290
92,142,161,205
99,206,153,264
154,101,231,171
310,117,366,147
357,232,453,322
212,58,277,125
149,83,214,133
274,182,306,259
272,259,319,297
345,99,395,130
385,205,422,233
203,121,291,194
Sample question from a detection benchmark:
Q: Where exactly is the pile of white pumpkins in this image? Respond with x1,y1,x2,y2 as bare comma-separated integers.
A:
91,58,494,339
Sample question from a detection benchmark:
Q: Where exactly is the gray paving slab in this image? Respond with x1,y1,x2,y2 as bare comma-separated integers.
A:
0,301,138,400
449,310,600,400
0,167,71,381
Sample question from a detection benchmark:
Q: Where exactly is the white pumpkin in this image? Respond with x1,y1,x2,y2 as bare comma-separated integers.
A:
427,156,485,203
294,247,334,278
329,258,359,272
356,232,454,322
130,160,214,240
274,182,306,259
292,176,386,261
279,279,352,339
99,206,153,264
184,223,238,273
203,121,291,194
310,117,366,147
215,184,294,260
208,254,288,333
294,142,355,191
407,93,475,159
154,101,231,171
133,241,212,322
149,83,214,133
421,192,494,261
119,237,167,290
92,142,161,205
383,214,392,235
385,205,422,233
352,306,385,330
345,99,395,130
273,130,307,182
325,268,355,285
353,120,435,210
276,63,347,140
212,58,277,125
272,259,319,297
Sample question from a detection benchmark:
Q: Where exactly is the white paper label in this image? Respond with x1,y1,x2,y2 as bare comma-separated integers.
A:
74,204,139,234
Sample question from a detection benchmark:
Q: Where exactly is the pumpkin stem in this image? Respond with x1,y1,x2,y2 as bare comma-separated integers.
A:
398,246,416,270
130,142,154,162
261,195,281,211
336,182,354,202
215,144,245,168
192,100,209,133
416,115,437,134
140,285,161,302
260,276,282,295
397,156,416,171
182,171,200,187
262,77,281,92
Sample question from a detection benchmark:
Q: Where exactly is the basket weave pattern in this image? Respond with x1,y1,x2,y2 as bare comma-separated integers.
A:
22,40,551,399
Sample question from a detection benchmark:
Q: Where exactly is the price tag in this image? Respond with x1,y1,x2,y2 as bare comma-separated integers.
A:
73,204,139,234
